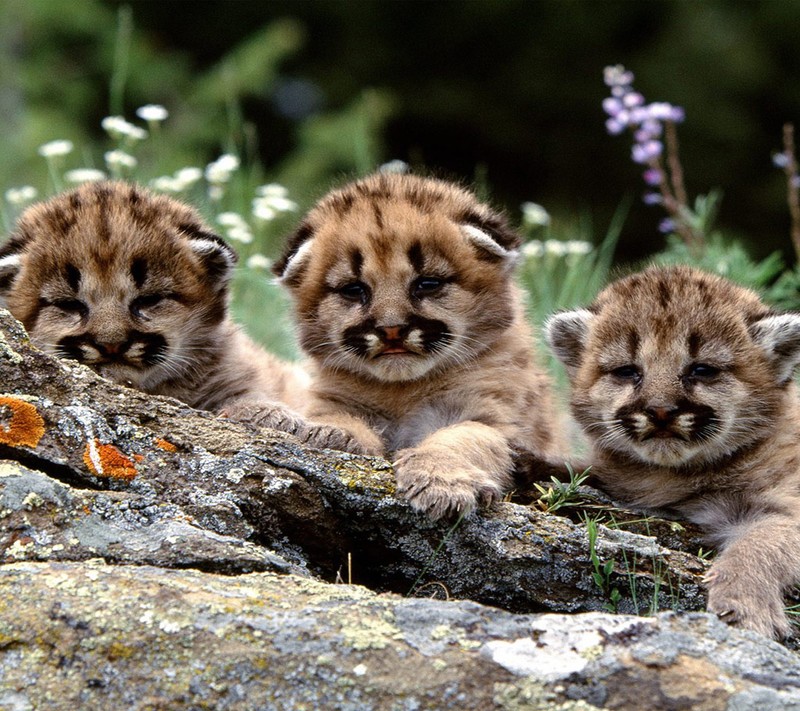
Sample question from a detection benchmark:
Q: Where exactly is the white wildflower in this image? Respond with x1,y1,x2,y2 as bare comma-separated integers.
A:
252,183,297,220
205,154,240,184
38,139,74,158
208,185,224,202
522,240,544,258
174,167,203,187
225,226,253,244
246,254,272,270
256,183,289,198
5,186,38,205
544,240,568,257
379,159,410,174
521,201,551,228
104,150,138,170
217,212,248,228
252,203,276,221
136,104,169,123
564,240,592,256
150,176,182,193
101,116,147,141
64,169,107,184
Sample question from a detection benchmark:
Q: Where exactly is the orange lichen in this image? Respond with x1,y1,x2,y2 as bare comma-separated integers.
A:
0,396,45,448
154,438,177,452
83,440,138,481
133,454,145,463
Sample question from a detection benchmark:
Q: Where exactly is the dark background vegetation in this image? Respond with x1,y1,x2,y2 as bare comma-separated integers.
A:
3,0,800,265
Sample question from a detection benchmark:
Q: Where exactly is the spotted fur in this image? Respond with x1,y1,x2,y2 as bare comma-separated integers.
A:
275,172,562,519
546,265,800,639
0,181,309,429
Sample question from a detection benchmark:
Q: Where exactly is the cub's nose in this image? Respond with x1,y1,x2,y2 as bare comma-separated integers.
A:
378,325,406,342
645,405,679,425
95,339,129,357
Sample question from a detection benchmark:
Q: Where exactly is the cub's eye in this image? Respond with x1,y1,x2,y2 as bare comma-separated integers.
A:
412,277,445,298
686,363,720,379
610,365,642,384
338,282,369,303
53,299,88,317
130,294,166,317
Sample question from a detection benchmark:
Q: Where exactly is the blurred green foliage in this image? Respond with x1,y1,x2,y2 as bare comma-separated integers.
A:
2,0,800,368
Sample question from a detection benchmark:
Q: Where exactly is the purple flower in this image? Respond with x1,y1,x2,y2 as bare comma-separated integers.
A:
634,128,655,143
602,97,623,116
658,218,676,234
605,118,626,135
643,192,663,205
643,168,663,186
773,152,790,168
646,102,685,123
622,92,645,108
604,64,634,88
641,119,662,137
631,140,663,164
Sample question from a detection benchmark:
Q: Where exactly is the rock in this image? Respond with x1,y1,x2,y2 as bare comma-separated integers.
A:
0,307,799,707
0,561,799,710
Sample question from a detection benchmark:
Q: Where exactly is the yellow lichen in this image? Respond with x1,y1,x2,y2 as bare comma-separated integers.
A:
0,395,45,448
83,440,138,481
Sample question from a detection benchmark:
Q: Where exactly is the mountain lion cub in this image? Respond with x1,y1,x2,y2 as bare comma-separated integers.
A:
0,181,309,429
546,265,800,638
273,172,561,519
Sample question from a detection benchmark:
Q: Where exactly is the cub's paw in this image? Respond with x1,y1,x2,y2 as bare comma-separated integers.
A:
393,448,504,520
300,423,382,457
221,400,308,437
705,569,790,640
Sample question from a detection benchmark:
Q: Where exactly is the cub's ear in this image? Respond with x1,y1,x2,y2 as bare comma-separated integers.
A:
460,225,519,267
545,309,595,376
0,239,24,299
273,221,315,287
748,313,800,384
181,225,238,287
459,209,521,268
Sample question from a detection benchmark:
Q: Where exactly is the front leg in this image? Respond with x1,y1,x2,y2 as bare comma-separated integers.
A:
302,401,386,457
223,399,382,457
705,509,800,639
393,422,513,520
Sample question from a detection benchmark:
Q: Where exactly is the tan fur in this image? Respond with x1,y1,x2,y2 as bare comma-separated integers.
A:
275,172,561,519
546,265,800,639
0,181,309,430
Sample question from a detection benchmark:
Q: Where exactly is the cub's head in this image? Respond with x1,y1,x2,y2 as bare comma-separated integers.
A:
0,181,236,390
273,172,521,382
546,266,800,467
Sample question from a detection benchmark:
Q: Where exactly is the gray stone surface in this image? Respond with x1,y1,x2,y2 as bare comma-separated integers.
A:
0,307,799,709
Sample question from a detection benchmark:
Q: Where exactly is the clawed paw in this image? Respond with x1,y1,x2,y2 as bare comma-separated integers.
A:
706,573,790,640
299,423,378,456
221,400,308,437
393,449,504,521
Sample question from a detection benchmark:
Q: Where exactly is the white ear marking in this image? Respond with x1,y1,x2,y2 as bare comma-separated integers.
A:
544,309,595,375
189,238,229,256
0,253,21,271
460,224,519,269
280,238,316,284
749,313,800,383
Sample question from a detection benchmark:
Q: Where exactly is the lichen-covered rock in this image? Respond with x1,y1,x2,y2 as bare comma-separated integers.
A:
1,306,800,708
0,307,707,614
0,561,798,711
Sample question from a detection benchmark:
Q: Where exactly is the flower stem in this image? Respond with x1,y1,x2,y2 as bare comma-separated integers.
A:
781,123,800,263
664,121,689,209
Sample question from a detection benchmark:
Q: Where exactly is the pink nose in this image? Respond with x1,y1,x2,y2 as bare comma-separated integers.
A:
645,405,678,423
379,325,404,341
